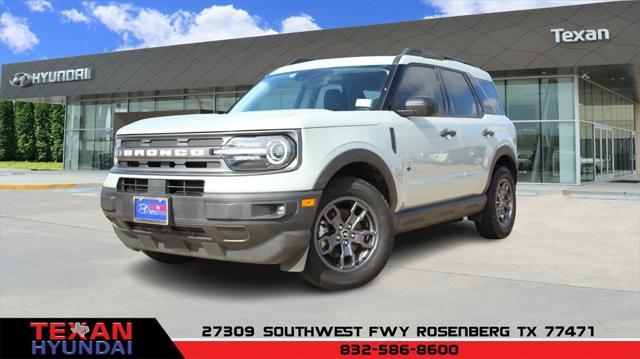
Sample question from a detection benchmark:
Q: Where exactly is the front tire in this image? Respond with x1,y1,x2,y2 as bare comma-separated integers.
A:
143,250,195,264
301,177,394,290
473,166,516,239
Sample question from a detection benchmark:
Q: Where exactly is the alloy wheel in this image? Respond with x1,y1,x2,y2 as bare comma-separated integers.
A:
313,196,379,272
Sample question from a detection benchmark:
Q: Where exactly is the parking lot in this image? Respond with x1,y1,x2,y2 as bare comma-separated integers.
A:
1,186,638,338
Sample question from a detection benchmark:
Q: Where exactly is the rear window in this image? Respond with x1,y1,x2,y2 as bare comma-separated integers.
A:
440,69,481,117
471,78,505,115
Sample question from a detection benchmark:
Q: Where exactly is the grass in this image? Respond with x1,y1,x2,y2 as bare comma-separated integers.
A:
0,161,63,170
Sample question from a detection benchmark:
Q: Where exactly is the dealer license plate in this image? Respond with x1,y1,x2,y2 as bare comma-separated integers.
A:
134,196,169,225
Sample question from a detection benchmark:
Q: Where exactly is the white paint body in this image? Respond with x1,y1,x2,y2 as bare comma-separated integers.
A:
104,55,516,212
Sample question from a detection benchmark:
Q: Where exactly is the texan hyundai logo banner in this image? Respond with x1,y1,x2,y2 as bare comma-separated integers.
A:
9,68,92,88
0,318,181,358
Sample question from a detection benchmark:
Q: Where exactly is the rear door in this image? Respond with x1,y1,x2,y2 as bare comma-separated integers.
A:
439,69,499,196
390,65,467,208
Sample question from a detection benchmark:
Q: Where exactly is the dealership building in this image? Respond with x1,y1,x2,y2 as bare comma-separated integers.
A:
1,0,638,185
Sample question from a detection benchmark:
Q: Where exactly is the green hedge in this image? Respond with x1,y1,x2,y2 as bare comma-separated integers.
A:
0,100,65,162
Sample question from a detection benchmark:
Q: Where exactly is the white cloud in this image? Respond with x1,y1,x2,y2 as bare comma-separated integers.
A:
425,0,619,17
26,0,53,12
281,14,321,33
61,8,91,24
0,12,39,53
82,3,321,50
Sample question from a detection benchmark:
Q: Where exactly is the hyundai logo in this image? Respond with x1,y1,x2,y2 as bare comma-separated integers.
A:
9,72,32,87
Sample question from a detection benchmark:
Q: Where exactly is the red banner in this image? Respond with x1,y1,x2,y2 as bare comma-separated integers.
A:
175,340,639,359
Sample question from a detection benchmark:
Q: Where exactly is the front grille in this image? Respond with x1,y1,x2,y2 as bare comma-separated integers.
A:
127,222,209,238
117,178,148,193
166,180,205,196
116,134,227,173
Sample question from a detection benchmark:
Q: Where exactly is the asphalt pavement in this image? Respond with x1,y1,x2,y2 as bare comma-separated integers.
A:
0,187,638,338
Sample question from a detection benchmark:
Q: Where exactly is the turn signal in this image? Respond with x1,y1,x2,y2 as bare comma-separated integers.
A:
301,198,317,208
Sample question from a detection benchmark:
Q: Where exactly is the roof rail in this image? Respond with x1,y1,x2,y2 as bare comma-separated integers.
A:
287,58,313,65
399,48,476,67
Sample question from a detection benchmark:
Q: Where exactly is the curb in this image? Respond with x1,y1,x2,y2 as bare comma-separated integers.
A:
566,193,640,201
0,183,102,190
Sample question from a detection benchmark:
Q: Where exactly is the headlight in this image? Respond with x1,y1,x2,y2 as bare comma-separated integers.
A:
113,138,122,166
215,135,296,171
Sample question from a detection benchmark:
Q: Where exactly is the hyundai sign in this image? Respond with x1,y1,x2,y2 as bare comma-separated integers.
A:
9,68,92,87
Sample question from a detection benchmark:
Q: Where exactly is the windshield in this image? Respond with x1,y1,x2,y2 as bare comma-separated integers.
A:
230,65,393,113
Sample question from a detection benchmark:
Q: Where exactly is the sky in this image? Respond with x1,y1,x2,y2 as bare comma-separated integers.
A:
0,0,619,65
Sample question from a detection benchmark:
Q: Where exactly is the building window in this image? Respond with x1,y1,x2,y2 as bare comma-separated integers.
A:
128,97,155,112
580,122,594,183
499,76,577,184
185,95,213,111
63,88,247,170
540,77,574,120
155,97,184,111
505,79,540,122
577,78,636,182
215,93,239,113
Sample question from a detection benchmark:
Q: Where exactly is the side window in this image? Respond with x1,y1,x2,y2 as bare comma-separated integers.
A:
391,66,444,116
440,70,481,117
471,77,505,115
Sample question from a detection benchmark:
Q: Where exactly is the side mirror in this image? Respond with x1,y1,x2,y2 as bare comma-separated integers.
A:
395,97,438,117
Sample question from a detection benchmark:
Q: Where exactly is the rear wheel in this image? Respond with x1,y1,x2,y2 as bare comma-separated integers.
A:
473,166,516,239
143,250,195,264
301,177,394,290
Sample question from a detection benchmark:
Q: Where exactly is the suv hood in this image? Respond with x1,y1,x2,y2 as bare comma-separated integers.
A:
117,109,383,135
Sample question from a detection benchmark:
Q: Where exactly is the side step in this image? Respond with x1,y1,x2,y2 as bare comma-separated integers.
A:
394,194,487,234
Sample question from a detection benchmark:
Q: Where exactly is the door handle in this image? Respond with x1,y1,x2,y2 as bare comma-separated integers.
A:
440,129,457,138
482,129,495,137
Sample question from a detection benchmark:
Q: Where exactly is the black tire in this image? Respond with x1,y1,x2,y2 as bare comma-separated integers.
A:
301,177,394,290
474,166,516,239
143,250,195,264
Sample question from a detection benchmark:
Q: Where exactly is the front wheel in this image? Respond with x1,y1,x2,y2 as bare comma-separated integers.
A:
301,177,394,290
473,166,516,239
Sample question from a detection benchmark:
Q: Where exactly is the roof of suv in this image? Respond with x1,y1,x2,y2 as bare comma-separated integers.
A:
270,53,493,81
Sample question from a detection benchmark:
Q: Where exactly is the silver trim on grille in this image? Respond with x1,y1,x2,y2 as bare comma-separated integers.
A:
113,130,301,175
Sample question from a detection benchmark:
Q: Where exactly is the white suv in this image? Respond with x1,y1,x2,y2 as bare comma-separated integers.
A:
101,48,517,290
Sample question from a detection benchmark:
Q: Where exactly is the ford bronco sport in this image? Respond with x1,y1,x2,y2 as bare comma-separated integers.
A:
101,48,517,290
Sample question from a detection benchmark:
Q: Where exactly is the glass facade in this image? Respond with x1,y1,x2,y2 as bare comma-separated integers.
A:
577,79,635,182
63,87,247,169
494,76,577,183
61,75,636,184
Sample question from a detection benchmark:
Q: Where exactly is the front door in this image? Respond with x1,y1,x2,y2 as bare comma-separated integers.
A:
594,126,614,181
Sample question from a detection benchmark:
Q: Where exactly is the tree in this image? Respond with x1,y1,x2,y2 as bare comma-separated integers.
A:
49,104,65,162
34,103,51,161
14,102,36,161
0,100,16,160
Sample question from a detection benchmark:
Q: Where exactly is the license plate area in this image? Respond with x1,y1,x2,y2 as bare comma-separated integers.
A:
134,196,169,225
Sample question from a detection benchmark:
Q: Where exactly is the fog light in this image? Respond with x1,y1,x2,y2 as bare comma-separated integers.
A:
276,205,286,216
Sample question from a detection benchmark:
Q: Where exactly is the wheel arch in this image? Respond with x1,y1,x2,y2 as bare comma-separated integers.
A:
313,149,398,210
484,146,518,193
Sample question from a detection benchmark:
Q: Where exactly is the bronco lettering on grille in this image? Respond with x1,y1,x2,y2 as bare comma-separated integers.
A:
116,148,209,158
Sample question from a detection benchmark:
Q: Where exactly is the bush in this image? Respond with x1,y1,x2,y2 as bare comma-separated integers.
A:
0,101,16,160
34,103,51,161
14,102,36,161
2,101,64,162
49,105,65,162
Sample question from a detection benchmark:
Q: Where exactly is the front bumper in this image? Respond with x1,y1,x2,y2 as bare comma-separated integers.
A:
100,187,321,271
